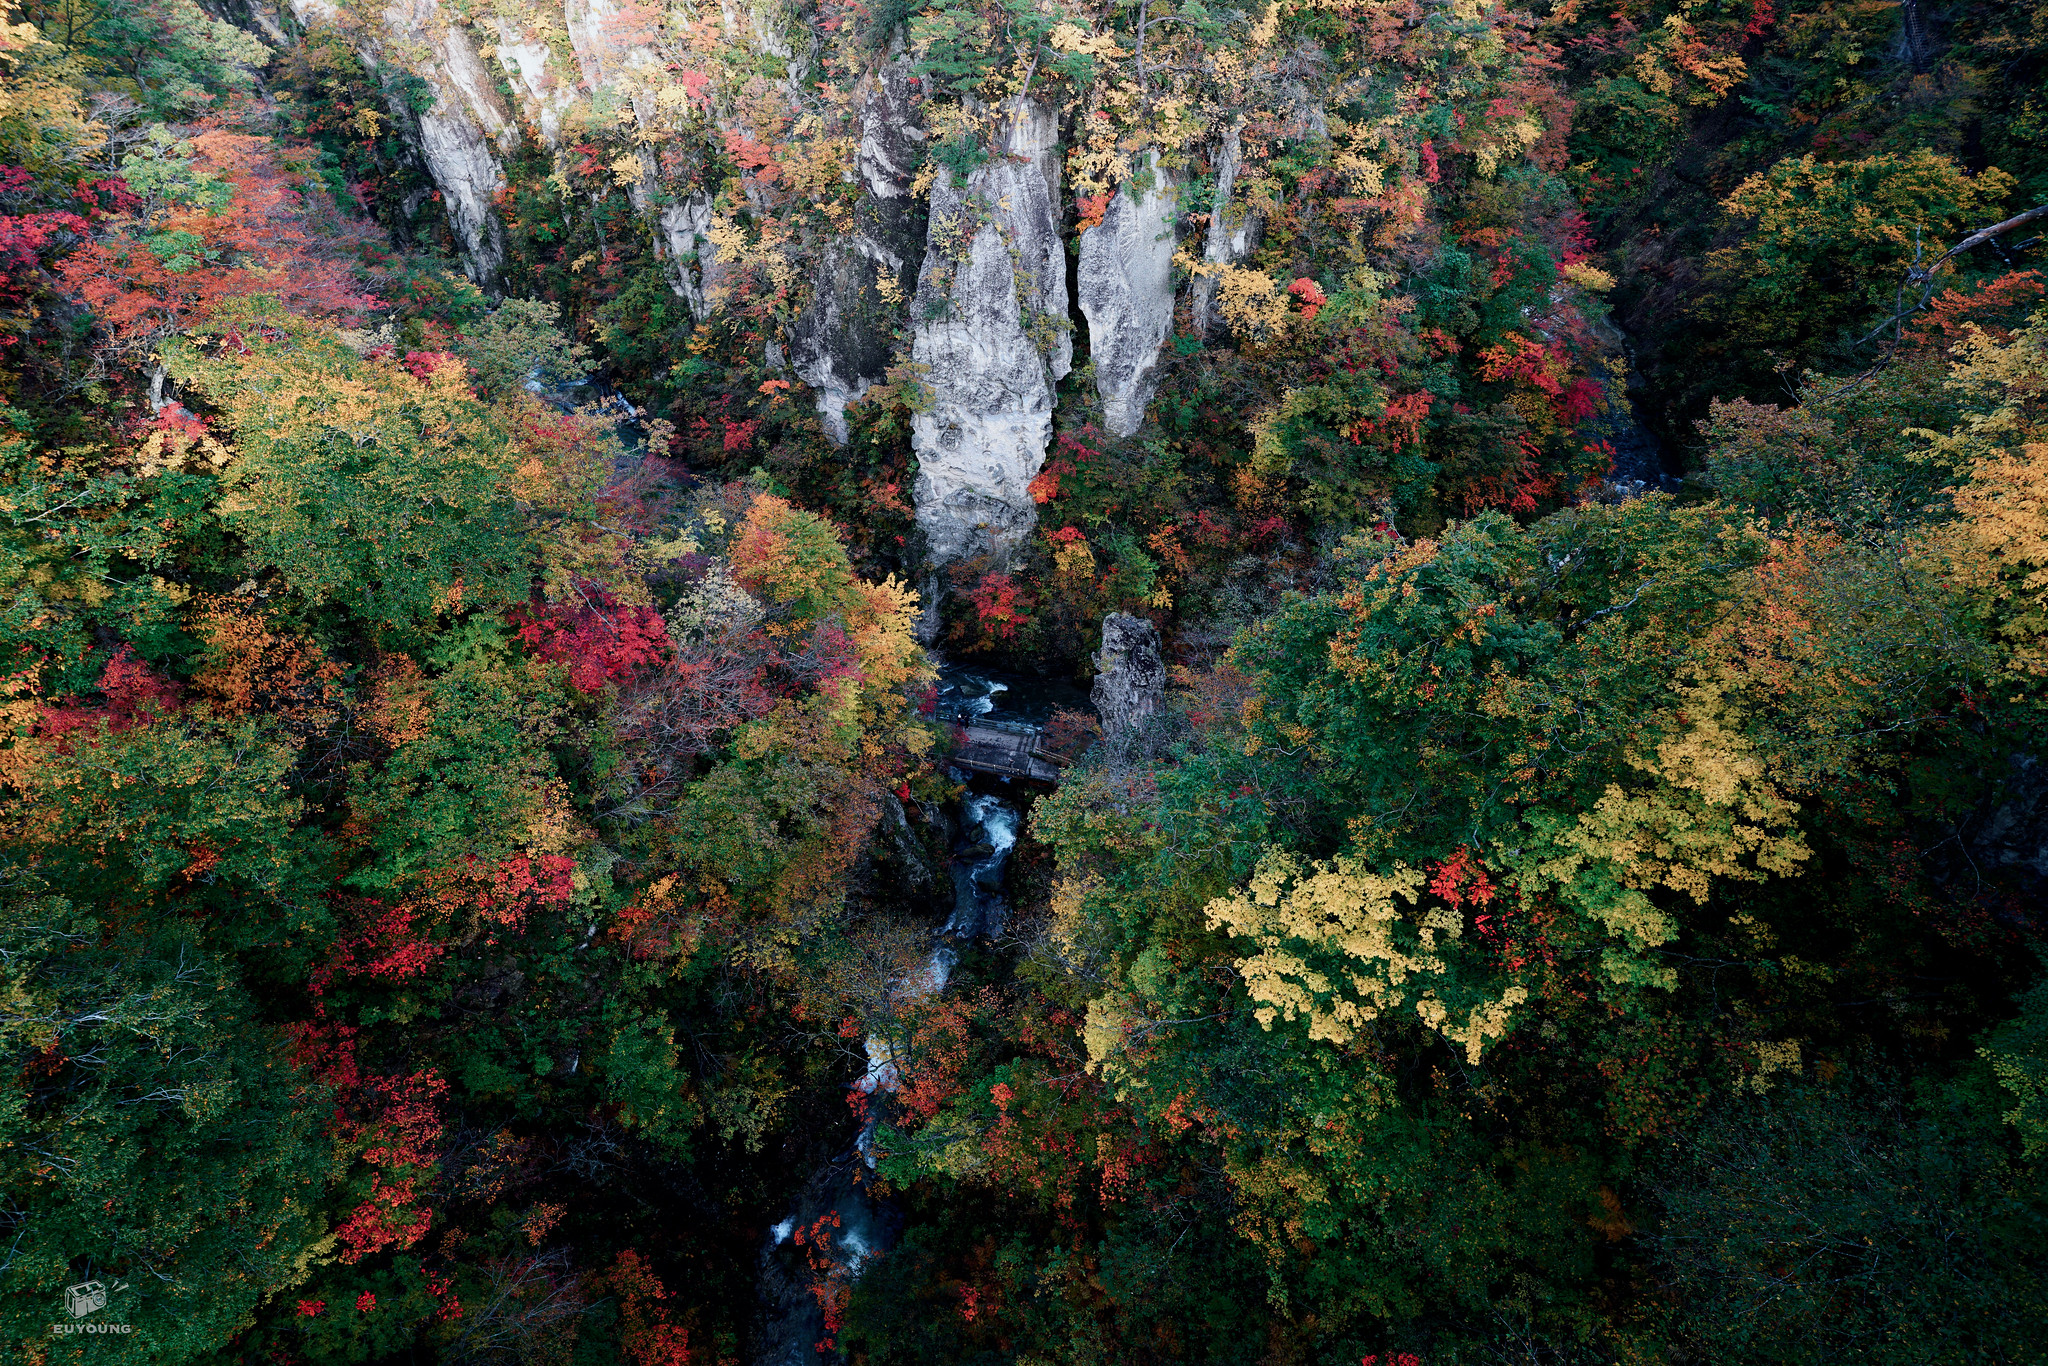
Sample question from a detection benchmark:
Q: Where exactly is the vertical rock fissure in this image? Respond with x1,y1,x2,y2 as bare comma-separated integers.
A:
791,58,928,442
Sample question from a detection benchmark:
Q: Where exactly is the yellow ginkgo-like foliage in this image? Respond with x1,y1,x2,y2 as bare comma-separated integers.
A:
1939,315,2048,683
724,492,930,739
1205,850,1528,1062
1528,678,1811,954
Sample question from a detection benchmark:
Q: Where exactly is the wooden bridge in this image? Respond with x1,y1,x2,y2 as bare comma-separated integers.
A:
950,721,1066,784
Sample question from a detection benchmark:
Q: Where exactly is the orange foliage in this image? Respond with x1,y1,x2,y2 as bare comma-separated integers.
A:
607,1250,695,1366
1903,270,2046,349
190,593,344,726
59,127,379,367
361,655,434,748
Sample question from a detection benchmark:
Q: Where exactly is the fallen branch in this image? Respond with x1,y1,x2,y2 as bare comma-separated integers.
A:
1858,203,2048,349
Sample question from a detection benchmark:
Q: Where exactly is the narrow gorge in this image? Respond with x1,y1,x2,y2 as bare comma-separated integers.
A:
4,1,2046,1362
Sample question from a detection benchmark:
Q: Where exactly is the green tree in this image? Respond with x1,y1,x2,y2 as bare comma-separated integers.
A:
0,893,336,1361
168,313,535,642
1704,150,2016,369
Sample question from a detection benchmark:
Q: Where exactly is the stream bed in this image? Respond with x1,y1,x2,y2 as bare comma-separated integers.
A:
753,659,1073,1362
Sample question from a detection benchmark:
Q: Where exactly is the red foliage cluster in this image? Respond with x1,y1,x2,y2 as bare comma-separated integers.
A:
1462,447,1565,515
0,166,140,327
890,994,992,1122
1032,426,1104,504
473,853,576,921
37,646,182,739
410,852,577,941
1287,276,1327,322
1478,333,1600,425
1245,514,1288,547
399,349,463,381
289,1019,448,1264
608,1250,695,1366
313,853,574,997
722,416,760,452
0,207,88,313
1427,845,1497,910
611,881,702,961
721,129,783,187
963,572,1031,644
1347,389,1434,448
314,900,446,990
1027,456,1072,504
58,127,381,365
510,583,672,693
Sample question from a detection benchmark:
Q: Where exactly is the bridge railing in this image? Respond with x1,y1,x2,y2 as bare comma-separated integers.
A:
941,713,1042,738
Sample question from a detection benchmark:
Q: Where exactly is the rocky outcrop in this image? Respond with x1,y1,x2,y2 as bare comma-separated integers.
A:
659,193,723,321
289,0,515,288
1078,152,1179,438
1190,123,1261,340
490,23,578,146
909,97,1072,592
564,0,658,88
792,61,927,443
868,791,948,907
1090,613,1165,740
1971,753,2048,881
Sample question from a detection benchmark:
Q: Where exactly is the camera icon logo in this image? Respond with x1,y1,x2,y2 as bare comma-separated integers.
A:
65,1282,106,1319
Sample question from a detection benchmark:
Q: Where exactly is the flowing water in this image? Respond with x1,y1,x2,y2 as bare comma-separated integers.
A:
1589,317,1681,494
931,661,1092,727
525,368,658,474
945,789,1019,941
755,674,1047,1362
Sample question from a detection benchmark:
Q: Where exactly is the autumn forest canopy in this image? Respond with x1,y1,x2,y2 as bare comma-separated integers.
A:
4,0,2048,1361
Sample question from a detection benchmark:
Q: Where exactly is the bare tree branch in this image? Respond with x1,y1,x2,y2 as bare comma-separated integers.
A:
1857,202,2048,349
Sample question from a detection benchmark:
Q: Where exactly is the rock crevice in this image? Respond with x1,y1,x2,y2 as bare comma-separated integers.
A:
289,0,515,289
792,60,928,443
1190,123,1262,340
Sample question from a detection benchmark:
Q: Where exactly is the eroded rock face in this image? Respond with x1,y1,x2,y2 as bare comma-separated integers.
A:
1090,612,1165,740
1973,753,2048,881
565,0,658,88
909,97,1071,588
792,61,927,443
290,0,515,289
1078,152,1179,438
491,25,578,146
792,248,900,443
1190,123,1262,340
659,193,722,321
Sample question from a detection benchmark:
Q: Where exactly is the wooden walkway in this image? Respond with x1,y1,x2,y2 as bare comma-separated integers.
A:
951,722,1065,784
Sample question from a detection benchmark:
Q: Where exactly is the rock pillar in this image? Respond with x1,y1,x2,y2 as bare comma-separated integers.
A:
1090,613,1166,740
1078,151,1179,438
908,97,1072,590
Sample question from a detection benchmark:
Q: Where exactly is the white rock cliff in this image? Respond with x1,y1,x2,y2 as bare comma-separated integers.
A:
908,97,1072,596
792,60,927,443
288,0,515,288
1190,123,1262,340
1077,151,1179,438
